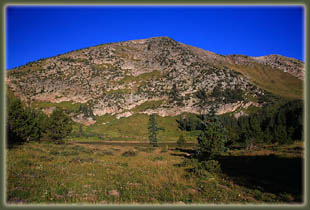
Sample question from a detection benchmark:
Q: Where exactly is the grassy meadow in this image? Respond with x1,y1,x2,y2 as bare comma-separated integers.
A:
226,63,304,100
6,140,303,205
74,113,199,142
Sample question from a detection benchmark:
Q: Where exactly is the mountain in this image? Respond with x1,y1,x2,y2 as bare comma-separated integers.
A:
6,36,304,127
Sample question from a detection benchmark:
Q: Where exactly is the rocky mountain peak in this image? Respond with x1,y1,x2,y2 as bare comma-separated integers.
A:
6,37,304,125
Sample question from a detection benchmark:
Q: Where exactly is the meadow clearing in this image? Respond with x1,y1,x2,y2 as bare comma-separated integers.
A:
6,140,304,205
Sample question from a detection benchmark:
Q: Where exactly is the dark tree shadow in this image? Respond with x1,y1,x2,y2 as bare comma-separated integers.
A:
170,147,197,159
218,154,303,202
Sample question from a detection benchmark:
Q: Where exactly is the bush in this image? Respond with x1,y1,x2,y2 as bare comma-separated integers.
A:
135,147,155,153
182,158,199,167
152,156,164,161
253,189,263,200
161,144,169,153
189,160,210,177
177,135,186,147
121,150,137,157
100,150,114,156
201,160,221,174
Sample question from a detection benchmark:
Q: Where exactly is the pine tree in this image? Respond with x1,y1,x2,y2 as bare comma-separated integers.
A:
79,124,84,137
46,107,73,141
7,96,47,145
197,109,228,160
7,97,29,145
148,114,163,147
249,116,263,143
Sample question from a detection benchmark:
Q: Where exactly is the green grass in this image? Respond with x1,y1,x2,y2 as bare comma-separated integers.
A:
226,63,303,100
118,70,161,85
105,89,132,95
243,105,261,115
87,113,196,142
132,100,164,112
32,101,82,113
6,141,303,204
92,63,117,71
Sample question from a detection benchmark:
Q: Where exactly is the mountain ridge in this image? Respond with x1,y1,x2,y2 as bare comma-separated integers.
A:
7,36,304,75
6,36,304,125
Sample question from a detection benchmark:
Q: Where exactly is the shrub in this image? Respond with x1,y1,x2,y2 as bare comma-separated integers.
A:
182,158,199,167
177,135,186,147
189,160,210,177
161,144,168,153
100,150,114,156
253,189,263,200
201,160,221,174
136,147,156,153
152,156,164,161
121,150,137,157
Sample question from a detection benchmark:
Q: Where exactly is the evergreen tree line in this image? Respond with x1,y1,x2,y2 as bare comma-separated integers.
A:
7,96,72,146
210,86,244,104
177,99,303,146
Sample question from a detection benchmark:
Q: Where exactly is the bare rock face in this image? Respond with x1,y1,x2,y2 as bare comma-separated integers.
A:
234,111,247,119
6,36,304,122
42,107,56,115
116,111,133,119
72,114,96,126
216,102,243,115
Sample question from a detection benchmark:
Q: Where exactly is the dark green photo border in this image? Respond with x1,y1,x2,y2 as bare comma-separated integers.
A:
0,0,309,209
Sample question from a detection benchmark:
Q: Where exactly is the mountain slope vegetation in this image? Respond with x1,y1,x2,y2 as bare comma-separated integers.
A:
6,36,304,141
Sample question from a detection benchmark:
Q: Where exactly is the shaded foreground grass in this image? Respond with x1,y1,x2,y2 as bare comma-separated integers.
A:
6,141,303,205
219,143,304,203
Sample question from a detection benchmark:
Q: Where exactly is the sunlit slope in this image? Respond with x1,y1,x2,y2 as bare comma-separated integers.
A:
84,113,195,142
226,63,303,99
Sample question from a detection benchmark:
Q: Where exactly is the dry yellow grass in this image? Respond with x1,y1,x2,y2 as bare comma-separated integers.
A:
6,141,303,204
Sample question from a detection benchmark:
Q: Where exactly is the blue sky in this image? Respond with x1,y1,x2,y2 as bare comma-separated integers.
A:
6,5,304,69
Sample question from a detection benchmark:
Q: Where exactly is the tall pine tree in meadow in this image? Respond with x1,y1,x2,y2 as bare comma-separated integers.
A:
197,106,228,160
177,134,186,147
148,114,163,147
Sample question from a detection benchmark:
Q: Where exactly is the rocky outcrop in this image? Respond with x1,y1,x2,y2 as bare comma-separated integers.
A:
72,114,96,126
227,54,304,80
6,36,303,123
216,102,243,115
116,111,133,119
